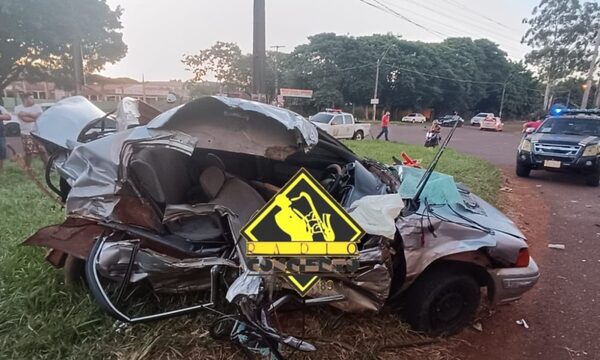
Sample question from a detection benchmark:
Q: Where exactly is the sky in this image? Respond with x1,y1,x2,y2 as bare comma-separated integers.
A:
102,0,539,81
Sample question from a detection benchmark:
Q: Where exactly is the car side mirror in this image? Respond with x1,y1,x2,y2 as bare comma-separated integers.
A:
525,127,535,135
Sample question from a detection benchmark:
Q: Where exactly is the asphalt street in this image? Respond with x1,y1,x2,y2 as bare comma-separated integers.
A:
372,123,600,360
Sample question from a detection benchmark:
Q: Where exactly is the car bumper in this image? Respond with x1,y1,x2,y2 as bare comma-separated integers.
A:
516,151,599,173
480,123,499,130
488,257,539,305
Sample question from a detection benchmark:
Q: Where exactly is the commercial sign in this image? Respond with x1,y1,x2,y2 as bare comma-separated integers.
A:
241,168,365,295
279,88,314,98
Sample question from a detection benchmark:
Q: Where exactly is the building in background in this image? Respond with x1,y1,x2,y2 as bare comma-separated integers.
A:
3,79,189,106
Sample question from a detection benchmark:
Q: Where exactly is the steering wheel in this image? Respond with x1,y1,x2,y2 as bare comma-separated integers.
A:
320,164,343,195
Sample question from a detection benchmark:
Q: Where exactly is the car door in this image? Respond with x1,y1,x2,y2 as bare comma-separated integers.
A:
341,114,354,138
330,115,343,137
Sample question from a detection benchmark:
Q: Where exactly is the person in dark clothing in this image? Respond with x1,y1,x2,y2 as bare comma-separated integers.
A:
0,105,11,172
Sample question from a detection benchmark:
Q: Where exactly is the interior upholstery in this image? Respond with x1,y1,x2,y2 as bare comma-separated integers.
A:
129,147,195,208
199,166,226,199
199,166,266,226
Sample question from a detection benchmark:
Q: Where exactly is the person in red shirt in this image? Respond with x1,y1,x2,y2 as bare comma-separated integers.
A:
522,119,543,132
376,111,391,141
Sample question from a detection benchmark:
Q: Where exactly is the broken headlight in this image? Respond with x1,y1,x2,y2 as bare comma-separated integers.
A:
582,144,599,157
519,139,532,152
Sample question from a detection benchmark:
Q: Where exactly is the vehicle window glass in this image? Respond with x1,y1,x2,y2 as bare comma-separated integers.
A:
311,113,334,124
538,117,600,136
408,113,415,117
343,115,353,124
476,113,487,117
331,115,343,125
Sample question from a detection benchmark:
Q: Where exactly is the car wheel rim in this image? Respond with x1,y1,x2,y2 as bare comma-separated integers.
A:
432,291,464,324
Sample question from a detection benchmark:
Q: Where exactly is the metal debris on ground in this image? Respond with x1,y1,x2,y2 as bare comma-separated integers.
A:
516,319,529,329
548,244,566,250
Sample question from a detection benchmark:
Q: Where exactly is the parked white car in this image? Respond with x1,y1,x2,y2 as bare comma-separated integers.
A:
470,112,494,126
401,113,427,123
310,109,371,140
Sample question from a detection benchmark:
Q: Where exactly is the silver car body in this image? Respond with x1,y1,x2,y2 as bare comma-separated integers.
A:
27,95,538,315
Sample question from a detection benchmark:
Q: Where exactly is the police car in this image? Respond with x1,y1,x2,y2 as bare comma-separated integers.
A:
516,108,600,186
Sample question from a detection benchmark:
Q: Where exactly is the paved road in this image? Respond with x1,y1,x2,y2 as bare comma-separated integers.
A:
373,124,600,360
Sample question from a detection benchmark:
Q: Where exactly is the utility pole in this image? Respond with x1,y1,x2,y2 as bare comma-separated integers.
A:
72,41,84,95
499,81,507,119
372,59,380,121
252,0,266,101
142,73,146,102
581,29,600,109
270,45,285,100
372,43,394,121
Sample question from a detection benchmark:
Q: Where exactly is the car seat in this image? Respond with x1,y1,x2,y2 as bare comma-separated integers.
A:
199,166,266,226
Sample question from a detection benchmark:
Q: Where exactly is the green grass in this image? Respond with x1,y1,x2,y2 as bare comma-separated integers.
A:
0,143,500,359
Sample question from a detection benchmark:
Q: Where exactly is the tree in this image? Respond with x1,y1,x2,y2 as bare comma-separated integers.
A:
182,42,252,94
0,0,127,91
522,0,599,109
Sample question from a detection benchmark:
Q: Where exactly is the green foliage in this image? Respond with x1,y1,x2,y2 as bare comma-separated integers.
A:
283,33,540,117
522,0,600,81
182,42,252,94
0,0,127,91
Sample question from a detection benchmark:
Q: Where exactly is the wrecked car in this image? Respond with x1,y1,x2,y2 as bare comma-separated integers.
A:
25,95,539,357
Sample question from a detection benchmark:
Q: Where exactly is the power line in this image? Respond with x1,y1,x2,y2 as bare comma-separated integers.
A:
390,0,523,47
337,63,377,71
358,0,447,39
441,0,519,32
381,62,547,93
380,0,525,55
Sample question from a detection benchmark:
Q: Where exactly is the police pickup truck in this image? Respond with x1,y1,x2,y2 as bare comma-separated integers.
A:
310,109,371,140
516,109,600,187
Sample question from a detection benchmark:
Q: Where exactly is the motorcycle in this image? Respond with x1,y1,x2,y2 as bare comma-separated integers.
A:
424,131,441,147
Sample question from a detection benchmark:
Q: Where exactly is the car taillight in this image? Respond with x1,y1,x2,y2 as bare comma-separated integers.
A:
515,248,530,267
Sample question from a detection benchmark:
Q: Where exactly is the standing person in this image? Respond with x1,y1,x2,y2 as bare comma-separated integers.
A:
376,111,391,141
15,93,47,168
0,104,11,172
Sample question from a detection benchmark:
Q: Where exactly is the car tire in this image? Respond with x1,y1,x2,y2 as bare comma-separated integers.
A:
585,172,600,187
64,254,86,287
353,130,364,140
516,163,531,177
402,267,480,336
